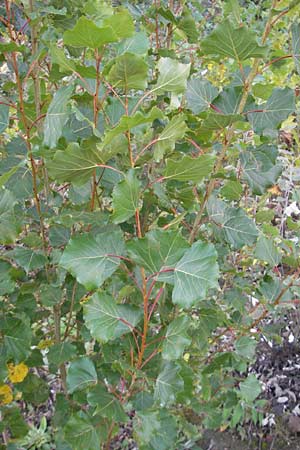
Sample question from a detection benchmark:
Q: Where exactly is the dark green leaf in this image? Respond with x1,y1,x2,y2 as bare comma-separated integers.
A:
66,357,97,393
84,292,142,342
0,104,9,133
291,21,300,75
87,385,127,421
48,343,77,366
64,413,101,450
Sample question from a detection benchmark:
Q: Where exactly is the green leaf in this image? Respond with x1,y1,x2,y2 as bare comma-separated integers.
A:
18,373,49,405
0,260,15,295
134,411,161,444
213,86,254,114
201,112,242,131
0,189,21,244
103,9,135,40
103,107,163,145
291,21,300,75
153,58,190,94
0,317,32,362
84,292,142,342
186,78,218,114
162,316,191,360
64,413,101,450
164,154,215,182
60,230,125,290
50,46,76,73
207,197,258,248
43,85,73,148
154,115,187,161
107,53,148,90
201,19,267,61
172,241,219,307
239,374,261,402
47,142,103,185
111,169,141,224
235,336,256,359
248,88,295,133
221,180,243,200
47,343,77,366
66,357,97,394
63,16,118,48
116,31,149,56
2,406,29,438
87,385,127,421
0,104,9,133
240,145,282,195
6,248,46,273
127,229,189,281
254,235,281,266
154,362,184,406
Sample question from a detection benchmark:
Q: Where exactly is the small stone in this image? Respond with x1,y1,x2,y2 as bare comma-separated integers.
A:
288,415,300,433
277,396,289,403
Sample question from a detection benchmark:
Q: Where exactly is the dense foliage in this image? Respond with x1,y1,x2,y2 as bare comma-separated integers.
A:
0,0,300,448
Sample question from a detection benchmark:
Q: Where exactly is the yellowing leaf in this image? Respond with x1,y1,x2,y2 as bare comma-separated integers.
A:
268,185,281,195
7,362,29,383
0,384,13,405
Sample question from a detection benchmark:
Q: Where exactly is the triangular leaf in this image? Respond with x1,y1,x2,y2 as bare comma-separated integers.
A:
162,316,191,360
154,115,187,161
107,53,148,91
111,169,141,224
172,241,219,307
60,230,125,290
153,58,190,94
186,78,218,114
164,154,215,182
63,16,118,48
66,357,97,393
201,19,267,61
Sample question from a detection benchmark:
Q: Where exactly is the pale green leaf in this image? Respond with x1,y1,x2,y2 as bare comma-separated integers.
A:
248,88,295,133
153,58,190,95
164,154,215,182
60,230,125,290
0,189,21,244
47,142,103,185
107,53,148,91
162,316,191,360
103,107,163,145
43,85,73,148
240,145,282,195
235,336,256,359
111,169,141,224
291,21,300,75
63,16,118,48
186,78,218,114
254,235,281,266
154,115,187,161
172,241,219,307
239,374,261,402
116,31,149,56
201,19,267,61
0,104,9,133
154,362,184,406
103,9,135,40
66,357,97,393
